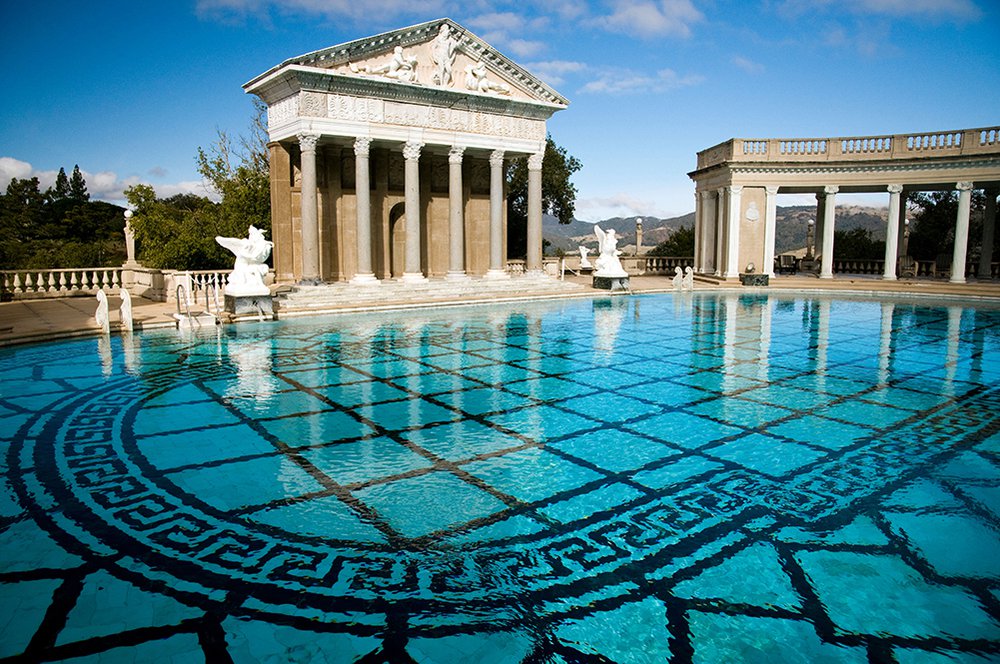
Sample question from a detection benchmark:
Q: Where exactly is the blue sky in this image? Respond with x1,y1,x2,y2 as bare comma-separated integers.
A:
1,0,998,220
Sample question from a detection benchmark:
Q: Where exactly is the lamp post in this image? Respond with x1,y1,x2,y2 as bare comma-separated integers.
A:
123,209,137,266
806,218,815,260
635,218,643,255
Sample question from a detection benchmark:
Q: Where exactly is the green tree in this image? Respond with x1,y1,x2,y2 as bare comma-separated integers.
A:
833,227,885,260
124,184,228,269
506,135,582,259
50,167,70,200
648,226,695,256
908,190,988,261
69,165,89,202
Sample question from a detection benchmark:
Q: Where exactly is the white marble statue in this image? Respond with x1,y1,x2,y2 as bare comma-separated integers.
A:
579,246,593,269
119,287,133,332
216,226,273,297
672,266,683,289
95,289,110,334
682,266,694,290
431,24,458,87
465,61,511,95
351,46,419,83
593,226,628,278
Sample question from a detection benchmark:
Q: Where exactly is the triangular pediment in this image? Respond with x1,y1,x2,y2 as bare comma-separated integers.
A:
255,18,567,108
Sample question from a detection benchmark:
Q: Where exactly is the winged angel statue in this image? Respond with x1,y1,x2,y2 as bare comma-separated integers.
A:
216,226,273,296
593,225,628,278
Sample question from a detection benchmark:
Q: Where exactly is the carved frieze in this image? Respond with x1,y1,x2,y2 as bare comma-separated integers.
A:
300,92,327,117
268,95,299,128
317,92,545,141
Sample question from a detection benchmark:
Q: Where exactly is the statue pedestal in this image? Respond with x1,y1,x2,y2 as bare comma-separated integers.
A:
593,275,630,292
225,293,274,316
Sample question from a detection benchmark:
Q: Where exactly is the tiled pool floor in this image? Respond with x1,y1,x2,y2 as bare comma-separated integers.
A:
1,293,999,662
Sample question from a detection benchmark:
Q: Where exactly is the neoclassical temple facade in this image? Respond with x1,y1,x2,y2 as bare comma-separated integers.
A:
688,127,1000,283
244,19,567,285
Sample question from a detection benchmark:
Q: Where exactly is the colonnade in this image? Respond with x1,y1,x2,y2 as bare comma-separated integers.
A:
294,131,544,285
694,182,999,283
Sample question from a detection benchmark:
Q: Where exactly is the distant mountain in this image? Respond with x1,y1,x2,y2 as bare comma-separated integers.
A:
544,206,888,255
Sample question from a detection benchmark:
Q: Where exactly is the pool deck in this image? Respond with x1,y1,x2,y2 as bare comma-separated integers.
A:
2,274,1000,347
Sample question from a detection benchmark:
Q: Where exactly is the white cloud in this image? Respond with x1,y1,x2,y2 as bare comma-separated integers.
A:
525,60,587,86
0,157,215,204
595,0,704,39
0,157,34,187
576,193,673,221
580,67,703,94
732,55,765,75
467,12,550,59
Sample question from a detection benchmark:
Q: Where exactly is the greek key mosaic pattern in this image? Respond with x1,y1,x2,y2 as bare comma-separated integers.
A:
2,294,999,662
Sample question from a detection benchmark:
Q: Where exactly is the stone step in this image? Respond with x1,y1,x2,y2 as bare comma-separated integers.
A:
275,275,585,311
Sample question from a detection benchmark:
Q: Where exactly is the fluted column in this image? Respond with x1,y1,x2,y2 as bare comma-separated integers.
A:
764,186,778,277
526,151,544,275
693,191,703,273
401,141,427,283
978,189,997,279
819,185,838,279
351,137,378,285
714,188,725,276
724,185,742,278
883,184,903,280
297,132,321,284
485,150,508,279
446,146,468,280
950,181,974,284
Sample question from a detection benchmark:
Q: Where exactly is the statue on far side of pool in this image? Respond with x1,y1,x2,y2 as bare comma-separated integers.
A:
672,266,683,289
682,266,694,290
95,289,110,334
216,226,273,297
593,226,628,278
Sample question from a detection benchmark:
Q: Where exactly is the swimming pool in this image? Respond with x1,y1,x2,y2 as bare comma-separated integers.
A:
2,292,999,662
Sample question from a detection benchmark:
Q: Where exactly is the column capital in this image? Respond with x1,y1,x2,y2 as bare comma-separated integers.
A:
956,181,974,192
402,141,423,161
824,185,839,195
354,137,372,157
489,149,505,167
727,185,743,194
887,184,904,194
297,132,320,151
527,152,544,171
765,185,779,195
449,145,465,164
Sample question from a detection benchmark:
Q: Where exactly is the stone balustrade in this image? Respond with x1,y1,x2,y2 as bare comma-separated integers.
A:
0,268,122,299
697,125,1000,170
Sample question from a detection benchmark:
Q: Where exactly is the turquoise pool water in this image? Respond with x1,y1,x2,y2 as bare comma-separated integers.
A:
2,292,999,662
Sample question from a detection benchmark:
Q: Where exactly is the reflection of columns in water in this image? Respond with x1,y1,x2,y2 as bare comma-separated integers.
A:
758,296,774,383
944,306,962,391
816,300,831,391
878,302,895,385
722,295,739,395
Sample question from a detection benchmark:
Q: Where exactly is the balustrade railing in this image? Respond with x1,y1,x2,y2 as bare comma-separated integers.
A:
1,268,122,299
696,125,1000,170
643,256,694,274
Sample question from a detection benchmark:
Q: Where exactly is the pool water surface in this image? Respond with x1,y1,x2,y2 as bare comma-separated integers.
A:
2,292,999,662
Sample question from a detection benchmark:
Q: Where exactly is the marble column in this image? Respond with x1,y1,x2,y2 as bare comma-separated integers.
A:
297,132,321,284
819,185,838,279
950,181,974,284
693,192,702,273
350,137,378,285
896,193,908,258
401,141,427,284
446,146,468,280
526,151,544,275
714,189,725,276
764,186,778,277
724,185,742,278
978,189,997,279
485,150,508,279
883,184,903,280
